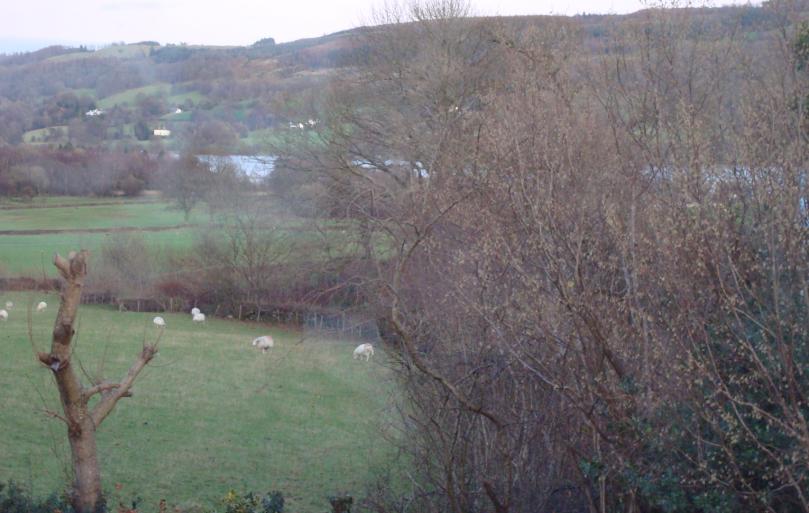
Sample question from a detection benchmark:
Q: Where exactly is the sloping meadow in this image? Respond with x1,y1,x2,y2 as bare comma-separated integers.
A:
0,293,400,512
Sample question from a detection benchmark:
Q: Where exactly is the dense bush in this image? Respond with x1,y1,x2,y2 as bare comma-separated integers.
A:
0,483,290,513
277,2,809,512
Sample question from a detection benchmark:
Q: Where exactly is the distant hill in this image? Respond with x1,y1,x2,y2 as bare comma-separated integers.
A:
0,38,98,55
0,4,795,152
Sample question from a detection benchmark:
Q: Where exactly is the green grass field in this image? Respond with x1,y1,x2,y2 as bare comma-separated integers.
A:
167,90,207,107
0,292,399,512
0,197,366,276
0,230,200,275
97,83,208,110
0,200,205,275
45,45,154,64
0,196,159,208
161,111,193,122
22,126,69,144
97,84,172,109
0,201,204,231
70,88,99,99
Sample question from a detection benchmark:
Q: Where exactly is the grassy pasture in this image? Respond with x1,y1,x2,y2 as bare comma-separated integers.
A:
94,44,154,59
70,88,99,99
0,196,158,208
0,292,399,512
45,45,154,64
167,90,207,107
0,201,204,231
0,200,205,274
97,84,171,109
0,197,368,276
22,126,69,144
97,84,208,110
0,230,199,275
160,111,193,122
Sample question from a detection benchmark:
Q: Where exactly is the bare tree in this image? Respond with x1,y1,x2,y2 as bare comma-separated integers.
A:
205,198,296,312
36,251,161,513
160,153,211,221
204,156,248,220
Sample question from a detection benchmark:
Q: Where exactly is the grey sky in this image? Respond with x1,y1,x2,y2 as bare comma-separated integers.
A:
3,0,747,50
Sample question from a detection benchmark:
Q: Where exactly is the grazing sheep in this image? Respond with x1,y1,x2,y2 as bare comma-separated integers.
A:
251,335,274,353
36,301,47,312
191,307,201,316
353,343,374,361
4,301,12,309
153,316,166,327
0,309,7,321
192,312,206,323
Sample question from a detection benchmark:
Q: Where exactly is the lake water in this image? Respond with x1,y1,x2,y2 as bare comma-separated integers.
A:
197,154,276,183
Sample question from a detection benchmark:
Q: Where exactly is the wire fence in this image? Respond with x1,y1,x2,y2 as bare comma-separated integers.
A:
80,292,379,340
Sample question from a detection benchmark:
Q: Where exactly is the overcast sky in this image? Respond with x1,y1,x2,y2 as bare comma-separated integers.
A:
2,0,750,52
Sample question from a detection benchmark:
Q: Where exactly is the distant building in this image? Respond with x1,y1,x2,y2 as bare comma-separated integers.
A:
153,128,171,137
287,119,319,130
85,109,103,117
174,108,183,114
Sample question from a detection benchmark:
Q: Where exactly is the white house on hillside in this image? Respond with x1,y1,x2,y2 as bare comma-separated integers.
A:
153,128,171,137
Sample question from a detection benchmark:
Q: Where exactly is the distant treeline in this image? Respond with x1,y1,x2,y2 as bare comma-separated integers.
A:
0,145,158,196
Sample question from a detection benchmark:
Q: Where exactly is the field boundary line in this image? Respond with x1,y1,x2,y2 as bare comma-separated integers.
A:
0,224,201,236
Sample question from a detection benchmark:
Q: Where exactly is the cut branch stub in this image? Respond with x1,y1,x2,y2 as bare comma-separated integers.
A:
53,253,72,280
37,351,65,372
54,250,88,282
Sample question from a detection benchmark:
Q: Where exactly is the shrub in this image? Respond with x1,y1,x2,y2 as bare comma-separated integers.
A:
220,490,283,513
118,174,145,196
0,481,75,513
327,495,352,513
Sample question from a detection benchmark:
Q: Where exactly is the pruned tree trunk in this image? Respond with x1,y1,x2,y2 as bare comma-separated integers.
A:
69,419,102,513
37,250,160,513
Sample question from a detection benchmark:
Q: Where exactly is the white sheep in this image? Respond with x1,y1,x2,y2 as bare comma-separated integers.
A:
251,335,274,353
4,301,12,310
0,309,7,321
192,312,206,323
191,307,201,316
36,301,47,312
353,343,374,361
153,316,166,327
